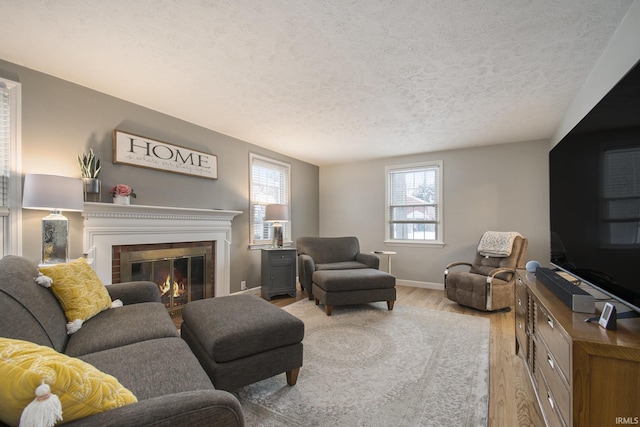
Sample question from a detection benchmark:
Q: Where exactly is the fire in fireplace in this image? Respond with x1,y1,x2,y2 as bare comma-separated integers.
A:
116,243,214,316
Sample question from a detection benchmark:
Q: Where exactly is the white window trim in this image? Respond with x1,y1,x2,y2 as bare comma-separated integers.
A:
0,77,22,257
249,153,291,248
384,160,444,247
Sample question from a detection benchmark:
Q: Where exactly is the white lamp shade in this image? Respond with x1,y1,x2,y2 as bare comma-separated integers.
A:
23,174,84,212
264,204,289,222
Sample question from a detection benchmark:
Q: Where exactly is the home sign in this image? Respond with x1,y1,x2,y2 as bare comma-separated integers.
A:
113,130,218,179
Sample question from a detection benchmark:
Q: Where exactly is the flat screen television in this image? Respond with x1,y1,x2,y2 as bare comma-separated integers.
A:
549,59,640,314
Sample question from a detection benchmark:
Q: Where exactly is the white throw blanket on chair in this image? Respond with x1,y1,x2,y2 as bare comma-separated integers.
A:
478,231,522,257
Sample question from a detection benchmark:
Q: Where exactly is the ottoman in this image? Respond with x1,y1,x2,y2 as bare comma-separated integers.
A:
312,268,396,316
181,294,304,391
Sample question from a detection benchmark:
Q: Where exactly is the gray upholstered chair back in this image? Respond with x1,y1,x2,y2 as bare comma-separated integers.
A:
0,255,69,352
296,236,360,264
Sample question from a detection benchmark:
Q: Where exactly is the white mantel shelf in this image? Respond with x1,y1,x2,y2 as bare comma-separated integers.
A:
82,202,242,297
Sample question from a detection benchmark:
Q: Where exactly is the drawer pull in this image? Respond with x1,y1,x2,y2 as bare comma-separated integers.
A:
547,391,555,410
547,316,554,329
547,353,555,370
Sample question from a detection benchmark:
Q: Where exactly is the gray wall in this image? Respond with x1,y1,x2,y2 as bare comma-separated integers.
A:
0,59,319,293
319,139,550,287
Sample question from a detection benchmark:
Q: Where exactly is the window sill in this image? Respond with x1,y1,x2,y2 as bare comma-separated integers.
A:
383,240,445,248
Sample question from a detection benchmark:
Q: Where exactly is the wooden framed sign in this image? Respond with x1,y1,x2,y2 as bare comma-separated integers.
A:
113,130,218,179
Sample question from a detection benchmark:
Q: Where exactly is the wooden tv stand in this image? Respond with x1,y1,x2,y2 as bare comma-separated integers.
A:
515,270,640,427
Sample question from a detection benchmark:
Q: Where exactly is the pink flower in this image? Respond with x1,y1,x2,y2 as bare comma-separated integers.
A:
110,184,137,198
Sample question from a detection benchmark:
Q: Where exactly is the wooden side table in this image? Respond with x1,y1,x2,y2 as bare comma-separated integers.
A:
372,251,396,274
261,248,297,300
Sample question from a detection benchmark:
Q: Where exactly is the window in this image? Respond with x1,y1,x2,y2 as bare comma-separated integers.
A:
602,146,640,245
0,77,22,257
250,154,290,246
386,161,442,244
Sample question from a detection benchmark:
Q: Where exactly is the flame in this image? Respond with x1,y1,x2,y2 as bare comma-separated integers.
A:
158,275,184,298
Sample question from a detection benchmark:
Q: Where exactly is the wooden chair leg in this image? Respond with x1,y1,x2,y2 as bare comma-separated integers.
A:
387,300,395,311
326,305,333,316
286,367,300,386
315,297,320,305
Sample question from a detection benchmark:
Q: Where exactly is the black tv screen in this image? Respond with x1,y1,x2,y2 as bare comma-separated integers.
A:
549,59,640,313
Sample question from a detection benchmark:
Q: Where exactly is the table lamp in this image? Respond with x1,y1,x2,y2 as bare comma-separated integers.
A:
22,174,84,264
264,204,288,248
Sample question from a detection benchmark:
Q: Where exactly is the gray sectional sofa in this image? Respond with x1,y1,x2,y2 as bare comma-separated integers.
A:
0,255,244,427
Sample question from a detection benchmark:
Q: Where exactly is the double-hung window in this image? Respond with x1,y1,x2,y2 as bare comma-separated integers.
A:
0,77,22,257
386,161,443,244
602,146,640,245
250,154,290,246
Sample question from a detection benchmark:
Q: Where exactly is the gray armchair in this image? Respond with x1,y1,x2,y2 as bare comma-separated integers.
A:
296,236,379,299
444,233,528,311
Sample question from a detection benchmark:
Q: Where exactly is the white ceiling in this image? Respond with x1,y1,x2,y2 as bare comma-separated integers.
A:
0,1,633,165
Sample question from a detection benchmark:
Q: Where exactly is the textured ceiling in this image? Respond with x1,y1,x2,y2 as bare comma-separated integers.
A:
0,0,633,165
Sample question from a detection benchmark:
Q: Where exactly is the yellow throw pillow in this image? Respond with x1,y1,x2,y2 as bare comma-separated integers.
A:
0,337,137,427
39,257,112,323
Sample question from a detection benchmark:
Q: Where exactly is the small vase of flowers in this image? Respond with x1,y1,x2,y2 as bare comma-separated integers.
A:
110,184,137,205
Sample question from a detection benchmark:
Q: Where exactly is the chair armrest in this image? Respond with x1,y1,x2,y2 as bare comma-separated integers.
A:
107,281,161,304
356,253,380,269
444,262,472,281
445,261,472,271
487,267,516,283
62,390,244,427
298,254,316,290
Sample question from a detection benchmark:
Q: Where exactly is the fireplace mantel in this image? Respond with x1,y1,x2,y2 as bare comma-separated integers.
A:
82,202,242,296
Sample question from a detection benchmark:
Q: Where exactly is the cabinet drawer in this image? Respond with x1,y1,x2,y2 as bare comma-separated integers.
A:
268,252,295,264
536,366,568,427
536,303,570,384
536,338,570,425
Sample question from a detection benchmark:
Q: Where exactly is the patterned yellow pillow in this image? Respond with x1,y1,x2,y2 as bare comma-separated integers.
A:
39,257,112,323
0,337,137,426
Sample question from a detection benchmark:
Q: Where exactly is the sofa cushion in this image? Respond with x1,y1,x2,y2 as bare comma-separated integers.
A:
65,302,179,357
39,258,112,323
0,256,68,352
79,338,215,401
0,337,137,427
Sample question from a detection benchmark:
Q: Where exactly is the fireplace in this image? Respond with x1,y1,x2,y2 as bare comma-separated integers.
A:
82,203,241,297
114,242,214,316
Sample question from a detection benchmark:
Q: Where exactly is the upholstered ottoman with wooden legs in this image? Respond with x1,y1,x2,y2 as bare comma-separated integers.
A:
181,294,304,392
312,268,396,316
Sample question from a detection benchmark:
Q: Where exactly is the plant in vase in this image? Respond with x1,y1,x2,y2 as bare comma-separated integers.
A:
110,184,137,205
78,149,102,202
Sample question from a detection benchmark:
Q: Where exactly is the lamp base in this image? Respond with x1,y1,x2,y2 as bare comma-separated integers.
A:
41,211,69,264
271,222,284,248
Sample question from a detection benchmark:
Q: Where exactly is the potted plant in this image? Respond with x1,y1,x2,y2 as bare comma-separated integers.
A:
110,184,136,205
78,149,102,202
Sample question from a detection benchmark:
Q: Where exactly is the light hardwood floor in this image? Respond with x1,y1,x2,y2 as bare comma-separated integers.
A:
178,285,545,426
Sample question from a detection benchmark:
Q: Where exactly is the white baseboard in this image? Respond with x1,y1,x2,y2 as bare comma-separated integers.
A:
396,279,444,290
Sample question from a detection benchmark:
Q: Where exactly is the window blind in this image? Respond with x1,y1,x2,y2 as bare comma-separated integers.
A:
250,155,291,244
0,83,9,208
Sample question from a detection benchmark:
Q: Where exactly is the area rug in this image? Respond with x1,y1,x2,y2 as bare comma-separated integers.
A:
235,300,489,426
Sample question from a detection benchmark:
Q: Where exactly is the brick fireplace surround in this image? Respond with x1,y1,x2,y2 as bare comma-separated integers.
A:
82,203,241,296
